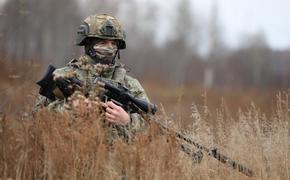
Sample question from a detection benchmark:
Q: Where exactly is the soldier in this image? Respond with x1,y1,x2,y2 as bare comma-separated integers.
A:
35,14,151,141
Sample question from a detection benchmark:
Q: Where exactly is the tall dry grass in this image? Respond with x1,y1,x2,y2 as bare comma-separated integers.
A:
0,60,289,179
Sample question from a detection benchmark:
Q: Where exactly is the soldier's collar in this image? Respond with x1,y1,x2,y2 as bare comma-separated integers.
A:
79,54,116,78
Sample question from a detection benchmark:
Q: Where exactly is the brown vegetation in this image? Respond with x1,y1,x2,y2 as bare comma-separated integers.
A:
1,0,289,179
0,61,289,180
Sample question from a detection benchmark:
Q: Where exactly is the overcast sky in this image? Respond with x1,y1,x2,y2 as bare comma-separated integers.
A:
138,0,290,50
195,0,290,50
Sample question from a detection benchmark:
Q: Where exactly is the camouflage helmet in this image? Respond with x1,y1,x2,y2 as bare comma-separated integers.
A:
76,14,126,49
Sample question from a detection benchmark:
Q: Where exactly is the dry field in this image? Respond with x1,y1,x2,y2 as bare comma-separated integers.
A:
0,60,289,179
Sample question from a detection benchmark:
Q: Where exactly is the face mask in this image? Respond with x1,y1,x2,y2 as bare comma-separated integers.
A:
93,44,117,61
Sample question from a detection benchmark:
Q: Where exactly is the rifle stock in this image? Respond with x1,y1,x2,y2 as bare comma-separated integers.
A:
36,65,56,100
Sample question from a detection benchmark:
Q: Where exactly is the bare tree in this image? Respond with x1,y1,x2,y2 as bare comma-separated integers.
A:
165,0,200,84
0,0,81,65
240,32,271,87
204,0,226,88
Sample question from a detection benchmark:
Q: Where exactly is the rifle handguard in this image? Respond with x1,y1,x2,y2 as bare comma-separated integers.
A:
94,77,157,114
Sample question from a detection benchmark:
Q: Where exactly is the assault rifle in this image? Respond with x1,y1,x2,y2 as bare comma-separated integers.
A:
36,65,157,114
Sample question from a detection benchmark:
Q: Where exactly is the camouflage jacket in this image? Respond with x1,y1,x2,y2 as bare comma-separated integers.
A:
35,54,150,143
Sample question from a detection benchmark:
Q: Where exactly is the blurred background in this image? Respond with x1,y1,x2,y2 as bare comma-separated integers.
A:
1,2,290,178
0,0,290,116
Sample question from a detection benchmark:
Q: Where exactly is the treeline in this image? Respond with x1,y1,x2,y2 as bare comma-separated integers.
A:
0,0,289,88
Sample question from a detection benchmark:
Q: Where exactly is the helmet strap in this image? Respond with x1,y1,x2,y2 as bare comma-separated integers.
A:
111,49,120,65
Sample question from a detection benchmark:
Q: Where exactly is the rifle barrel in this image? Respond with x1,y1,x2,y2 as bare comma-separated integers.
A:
155,120,254,177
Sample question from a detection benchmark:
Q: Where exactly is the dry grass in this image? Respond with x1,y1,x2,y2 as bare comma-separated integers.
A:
0,60,289,179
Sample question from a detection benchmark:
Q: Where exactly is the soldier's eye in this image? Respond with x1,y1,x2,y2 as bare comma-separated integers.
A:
95,42,105,47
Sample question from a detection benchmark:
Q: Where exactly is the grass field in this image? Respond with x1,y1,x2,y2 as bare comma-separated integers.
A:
0,61,289,179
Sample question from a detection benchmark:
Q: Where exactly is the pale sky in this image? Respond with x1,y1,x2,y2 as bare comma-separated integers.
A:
0,0,5,7
143,0,290,50
194,0,290,49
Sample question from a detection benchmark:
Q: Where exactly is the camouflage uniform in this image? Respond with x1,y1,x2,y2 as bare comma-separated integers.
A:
35,54,149,142
35,14,150,143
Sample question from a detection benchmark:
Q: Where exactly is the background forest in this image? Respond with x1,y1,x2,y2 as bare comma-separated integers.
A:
1,0,290,89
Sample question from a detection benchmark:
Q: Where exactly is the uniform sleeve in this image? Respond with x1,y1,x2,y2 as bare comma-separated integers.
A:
33,94,68,112
34,66,74,112
124,75,150,133
124,75,149,101
33,94,51,111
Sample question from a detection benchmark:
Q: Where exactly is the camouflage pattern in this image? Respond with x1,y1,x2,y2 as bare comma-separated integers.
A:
35,13,148,144
77,14,126,49
35,54,149,143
